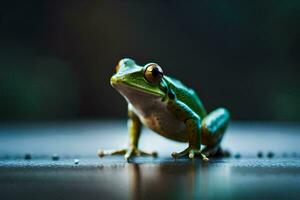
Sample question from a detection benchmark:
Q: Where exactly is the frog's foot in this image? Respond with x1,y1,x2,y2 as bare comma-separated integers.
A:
171,147,209,161
97,148,157,161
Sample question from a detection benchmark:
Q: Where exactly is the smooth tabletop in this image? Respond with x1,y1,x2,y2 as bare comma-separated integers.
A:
0,121,300,200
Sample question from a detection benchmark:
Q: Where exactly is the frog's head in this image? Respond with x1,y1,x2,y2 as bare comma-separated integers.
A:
110,58,166,100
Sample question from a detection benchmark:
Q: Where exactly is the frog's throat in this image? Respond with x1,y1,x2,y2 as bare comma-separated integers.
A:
114,81,165,98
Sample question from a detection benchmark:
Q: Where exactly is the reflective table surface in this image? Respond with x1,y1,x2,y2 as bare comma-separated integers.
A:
0,121,300,200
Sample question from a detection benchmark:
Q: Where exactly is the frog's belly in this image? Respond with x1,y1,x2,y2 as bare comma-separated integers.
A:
140,112,188,142
130,101,188,143
115,83,188,142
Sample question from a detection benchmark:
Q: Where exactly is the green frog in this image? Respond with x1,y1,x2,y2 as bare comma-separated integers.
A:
98,58,230,161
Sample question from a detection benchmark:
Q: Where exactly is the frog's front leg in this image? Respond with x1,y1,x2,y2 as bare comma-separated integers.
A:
167,100,208,161
98,105,157,161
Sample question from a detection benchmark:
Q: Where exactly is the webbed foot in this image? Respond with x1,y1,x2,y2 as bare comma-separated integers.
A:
171,147,209,161
97,148,157,161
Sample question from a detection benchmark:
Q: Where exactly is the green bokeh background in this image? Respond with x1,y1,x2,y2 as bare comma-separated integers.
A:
0,1,299,121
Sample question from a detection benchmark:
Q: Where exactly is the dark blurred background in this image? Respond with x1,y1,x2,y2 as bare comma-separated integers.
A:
0,0,299,121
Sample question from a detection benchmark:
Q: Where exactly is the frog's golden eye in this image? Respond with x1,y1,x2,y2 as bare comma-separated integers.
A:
144,63,163,84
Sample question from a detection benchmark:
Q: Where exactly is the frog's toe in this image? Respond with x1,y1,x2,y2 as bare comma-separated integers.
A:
188,151,195,159
124,148,134,161
171,147,190,158
125,148,158,161
98,148,157,161
97,148,127,157
171,152,177,158
200,153,209,161
189,150,209,161
172,148,209,161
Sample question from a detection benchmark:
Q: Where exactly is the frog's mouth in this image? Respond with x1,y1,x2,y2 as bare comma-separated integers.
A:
115,81,165,98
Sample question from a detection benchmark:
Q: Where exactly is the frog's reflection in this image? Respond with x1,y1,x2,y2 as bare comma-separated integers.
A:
128,164,142,200
126,161,221,199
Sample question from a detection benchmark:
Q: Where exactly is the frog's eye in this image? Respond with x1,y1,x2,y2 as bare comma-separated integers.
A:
144,63,163,84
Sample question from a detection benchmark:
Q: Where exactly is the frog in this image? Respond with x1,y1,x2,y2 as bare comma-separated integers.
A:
98,58,230,161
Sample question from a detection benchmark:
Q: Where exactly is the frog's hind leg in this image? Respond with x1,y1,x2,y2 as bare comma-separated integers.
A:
201,108,230,157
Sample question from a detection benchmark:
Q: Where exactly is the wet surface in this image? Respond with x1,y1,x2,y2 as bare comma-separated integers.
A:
0,121,300,200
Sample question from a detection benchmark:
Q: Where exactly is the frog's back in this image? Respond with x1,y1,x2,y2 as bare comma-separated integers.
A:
164,76,207,118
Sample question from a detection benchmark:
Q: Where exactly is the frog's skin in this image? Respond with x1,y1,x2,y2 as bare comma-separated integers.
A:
98,58,230,161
